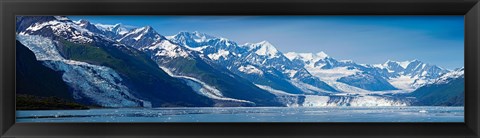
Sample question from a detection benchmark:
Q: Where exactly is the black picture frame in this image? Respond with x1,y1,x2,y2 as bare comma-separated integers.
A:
1,0,479,137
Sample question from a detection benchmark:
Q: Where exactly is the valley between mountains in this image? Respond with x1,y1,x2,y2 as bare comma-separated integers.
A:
15,16,464,108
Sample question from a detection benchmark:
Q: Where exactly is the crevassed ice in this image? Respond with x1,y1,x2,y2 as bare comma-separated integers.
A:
16,34,64,61
255,84,408,107
323,81,372,94
17,34,150,108
254,84,300,107
289,80,332,94
255,84,296,96
302,95,408,107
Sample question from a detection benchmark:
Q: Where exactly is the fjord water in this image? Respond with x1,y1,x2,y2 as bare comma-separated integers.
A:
16,106,463,122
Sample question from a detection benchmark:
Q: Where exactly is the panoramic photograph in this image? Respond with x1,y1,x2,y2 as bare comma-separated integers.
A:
15,16,464,122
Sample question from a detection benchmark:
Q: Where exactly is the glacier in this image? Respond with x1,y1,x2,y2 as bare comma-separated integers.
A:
255,84,301,107
303,95,409,107
17,34,150,108
15,16,463,108
256,84,408,107
159,66,254,104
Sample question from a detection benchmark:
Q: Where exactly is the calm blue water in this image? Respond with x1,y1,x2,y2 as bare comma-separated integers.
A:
16,106,464,122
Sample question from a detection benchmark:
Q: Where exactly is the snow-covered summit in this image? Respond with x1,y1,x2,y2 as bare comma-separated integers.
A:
123,26,156,40
284,51,329,62
374,60,411,73
377,59,419,70
372,59,450,90
118,26,163,49
431,67,464,84
168,31,237,49
172,31,216,42
142,39,190,59
244,41,280,59
77,19,92,27
94,23,132,36
375,59,446,77
17,16,97,43
54,16,71,21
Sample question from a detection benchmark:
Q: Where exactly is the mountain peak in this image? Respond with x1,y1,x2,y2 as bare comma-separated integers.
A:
192,31,204,35
383,59,422,69
117,25,163,48
384,59,399,64
432,66,464,84
78,19,89,23
398,61,412,69
173,31,216,43
130,26,157,36
252,41,279,58
315,51,329,59
54,16,71,21
113,23,123,27
93,23,132,36
111,23,128,33
178,31,212,38
76,19,95,27
407,59,422,64
284,51,329,62
257,40,273,47
77,19,93,27
144,26,153,30
137,26,153,33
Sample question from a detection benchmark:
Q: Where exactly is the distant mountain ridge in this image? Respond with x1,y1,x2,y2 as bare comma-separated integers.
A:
286,52,449,92
408,68,464,106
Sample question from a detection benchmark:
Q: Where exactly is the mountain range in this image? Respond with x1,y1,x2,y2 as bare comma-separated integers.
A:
15,16,464,108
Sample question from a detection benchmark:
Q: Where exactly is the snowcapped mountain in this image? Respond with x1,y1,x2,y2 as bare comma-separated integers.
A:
17,34,149,107
377,60,409,73
430,67,464,85
95,23,132,36
285,51,360,70
167,32,337,94
286,51,450,92
285,52,397,92
76,19,106,36
408,67,464,106
113,29,286,106
375,59,449,90
118,26,163,49
16,16,98,43
16,16,463,108
168,31,219,48
142,39,190,59
16,16,225,107
285,52,359,81
245,41,281,59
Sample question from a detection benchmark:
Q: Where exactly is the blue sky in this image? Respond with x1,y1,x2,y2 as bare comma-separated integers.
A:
69,16,464,69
